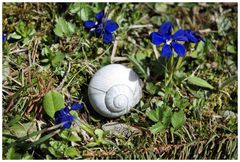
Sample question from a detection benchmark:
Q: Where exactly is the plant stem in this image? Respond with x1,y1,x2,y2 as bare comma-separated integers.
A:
165,55,174,86
175,57,183,71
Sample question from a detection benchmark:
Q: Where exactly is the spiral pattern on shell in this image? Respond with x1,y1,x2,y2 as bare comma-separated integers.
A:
105,85,134,113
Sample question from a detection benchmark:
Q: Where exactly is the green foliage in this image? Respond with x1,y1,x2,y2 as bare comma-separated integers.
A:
41,46,65,67
146,82,159,95
5,147,33,160
162,107,172,127
147,105,185,134
10,122,39,141
187,75,214,89
149,121,165,134
227,44,236,54
69,3,94,21
86,129,115,148
59,129,81,142
217,16,232,36
9,21,35,40
43,91,65,118
48,140,79,158
171,110,186,129
54,17,76,37
146,107,161,122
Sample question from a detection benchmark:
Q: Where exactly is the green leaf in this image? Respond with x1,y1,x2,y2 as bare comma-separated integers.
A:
6,147,15,159
6,147,21,159
80,7,92,21
191,41,205,58
187,75,214,89
60,130,81,142
86,141,99,147
227,44,236,54
54,17,76,37
101,139,115,146
217,16,231,36
69,3,81,14
149,122,165,134
95,129,104,140
64,147,79,158
48,140,67,158
53,26,64,37
9,32,22,39
146,82,158,95
10,122,39,141
171,110,186,129
43,91,65,118
162,108,172,127
146,107,161,122
51,52,65,67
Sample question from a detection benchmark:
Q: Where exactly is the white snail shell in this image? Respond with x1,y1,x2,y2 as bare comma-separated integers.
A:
88,64,142,118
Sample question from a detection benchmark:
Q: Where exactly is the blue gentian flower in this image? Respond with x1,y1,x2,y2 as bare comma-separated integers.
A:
84,10,119,44
54,102,84,129
150,22,204,57
150,22,188,57
184,30,204,43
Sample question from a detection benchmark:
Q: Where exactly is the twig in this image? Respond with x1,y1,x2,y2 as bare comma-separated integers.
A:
112,57,129,62
9,49,27,54
192,65,201,76
28,50,32,66
128,24,153,29
7,75,22,86
199,28,212,34
32,38,40,65
2,88,14,96
111,37,119,63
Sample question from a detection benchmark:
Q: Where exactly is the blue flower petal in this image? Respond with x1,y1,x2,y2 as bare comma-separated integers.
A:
95,10,105,22
63,122,71,129
150,32,165,46
103,32,114,43
90,28,103,37
60,114,74,129
62,115,74,128
84,20,96,29
54,107,68,119
159,22,172,36
172,29,188,42
161,44,172,57
71,103,84,111
172,42,186,57
63,107,70,113
184,30,198,43
105,20,119,33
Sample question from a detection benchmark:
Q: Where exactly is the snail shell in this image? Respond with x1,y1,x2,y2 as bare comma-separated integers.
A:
88,64,142,118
